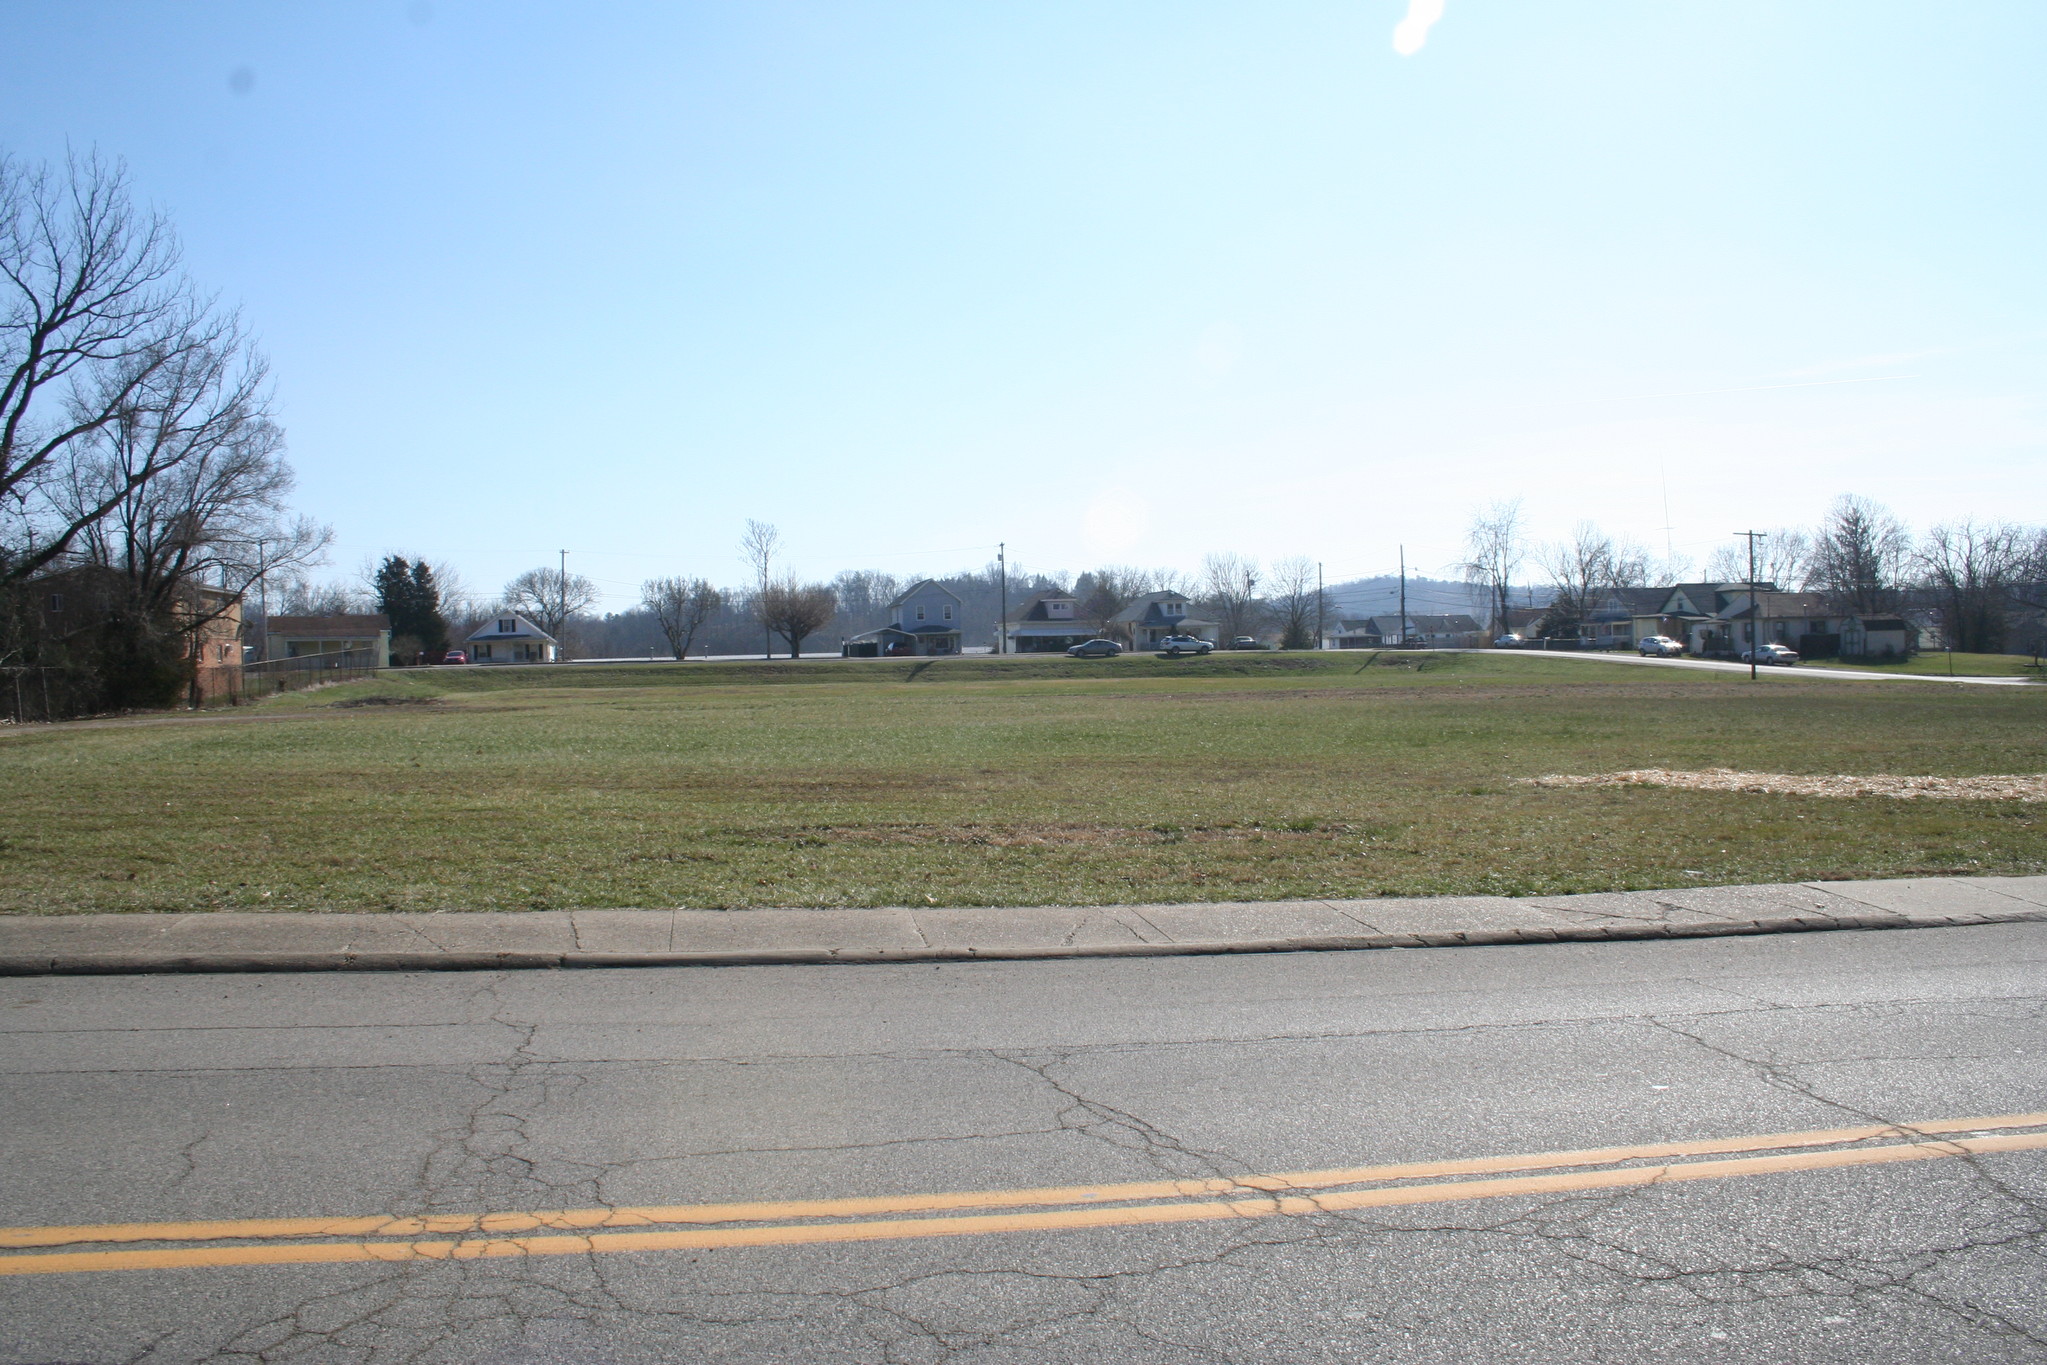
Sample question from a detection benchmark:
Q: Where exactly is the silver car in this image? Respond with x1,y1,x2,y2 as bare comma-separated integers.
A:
1637,635,1684,657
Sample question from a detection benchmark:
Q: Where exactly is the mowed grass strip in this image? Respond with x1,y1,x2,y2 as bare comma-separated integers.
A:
2,652,2041,913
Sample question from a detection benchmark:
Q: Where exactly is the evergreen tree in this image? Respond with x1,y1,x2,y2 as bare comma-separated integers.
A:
408,560,451,654
373,555,451,662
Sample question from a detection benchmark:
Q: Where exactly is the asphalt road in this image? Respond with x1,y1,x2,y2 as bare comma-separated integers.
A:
2,926,2042,1364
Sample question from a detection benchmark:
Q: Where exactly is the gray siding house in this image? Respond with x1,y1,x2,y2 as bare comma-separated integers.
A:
1109,591,1217,649
842,580,964,656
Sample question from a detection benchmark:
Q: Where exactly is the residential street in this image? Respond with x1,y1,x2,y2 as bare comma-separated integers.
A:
2,925,2043,1364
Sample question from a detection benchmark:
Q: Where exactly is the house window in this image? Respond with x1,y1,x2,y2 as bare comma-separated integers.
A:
47,592,64,612
499,619,515,634
916,606,926,620
942,605,952,621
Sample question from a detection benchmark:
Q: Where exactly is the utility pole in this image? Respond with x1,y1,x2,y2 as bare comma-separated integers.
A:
1734,530,1765,680
1316,562,1324,649
558,549,569,662
997,542,1008,656
1398,545,1408,647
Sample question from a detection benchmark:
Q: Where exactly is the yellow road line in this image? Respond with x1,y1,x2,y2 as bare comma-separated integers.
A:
0,1127,2041,1276
4,1109,2041,1251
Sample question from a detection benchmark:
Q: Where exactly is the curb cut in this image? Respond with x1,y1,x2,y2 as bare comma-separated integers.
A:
1,907,2041,976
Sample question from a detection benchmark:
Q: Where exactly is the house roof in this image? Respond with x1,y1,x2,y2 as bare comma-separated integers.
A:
1599,587,1670,616
465,614,557,643
1109,590,1196,624
889,579,963,609
1006,590,1079,624
266,614,391,637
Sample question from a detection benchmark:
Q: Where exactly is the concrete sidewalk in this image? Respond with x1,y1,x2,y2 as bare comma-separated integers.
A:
1,875,2043,974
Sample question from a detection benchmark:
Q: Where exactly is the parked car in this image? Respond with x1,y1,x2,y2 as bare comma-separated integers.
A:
440,649,468,664
1492,634,1524,648
1636,635,1684,657
1159,635,1214,656
1230,636,1265,650
1741,643,1800,666
1065,639,1122,658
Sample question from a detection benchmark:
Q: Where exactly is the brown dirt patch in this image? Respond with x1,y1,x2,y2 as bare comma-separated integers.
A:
758,820,1369,848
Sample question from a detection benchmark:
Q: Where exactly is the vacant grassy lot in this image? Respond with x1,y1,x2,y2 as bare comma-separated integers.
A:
2,651,2042,913
1803,651,2045,678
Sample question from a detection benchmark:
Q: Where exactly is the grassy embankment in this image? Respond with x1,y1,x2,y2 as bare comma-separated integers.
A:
2,650,2041,913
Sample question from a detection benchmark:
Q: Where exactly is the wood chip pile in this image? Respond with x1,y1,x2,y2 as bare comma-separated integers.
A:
1525,768,2047,802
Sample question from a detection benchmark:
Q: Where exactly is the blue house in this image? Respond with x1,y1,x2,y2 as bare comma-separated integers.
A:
841,580,964,657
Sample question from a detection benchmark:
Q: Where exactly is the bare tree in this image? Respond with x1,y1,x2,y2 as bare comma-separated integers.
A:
739,519,780,658
1916,520,2031,654
1458,498,1527,637
1809,495,1911,616
1535,523,1647,639
641,576,724,659
2012,528,2047,659
831,568,902,633
756,578,836,658
1266,556,1323,650
56,334,327,630
276,575,364,616
1200,553,1261,641
2,151,254,585
1075,565,1152,637
504,566,599,643
1704,528,1811,587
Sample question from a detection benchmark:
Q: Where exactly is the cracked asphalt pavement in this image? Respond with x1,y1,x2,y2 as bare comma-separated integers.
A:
1,924,2042,1364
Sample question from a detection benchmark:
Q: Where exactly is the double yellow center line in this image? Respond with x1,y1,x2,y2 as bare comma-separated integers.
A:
3,1110,2041,1276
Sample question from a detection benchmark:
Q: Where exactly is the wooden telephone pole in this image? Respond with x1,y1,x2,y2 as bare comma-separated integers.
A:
1735,530,1766,680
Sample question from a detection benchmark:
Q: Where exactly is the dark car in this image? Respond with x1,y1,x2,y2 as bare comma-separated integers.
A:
1065,639,1122,658
440,649,468,664
1230,636,1265,650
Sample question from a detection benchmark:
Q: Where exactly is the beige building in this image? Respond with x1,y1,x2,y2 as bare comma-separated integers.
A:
263,614,391,667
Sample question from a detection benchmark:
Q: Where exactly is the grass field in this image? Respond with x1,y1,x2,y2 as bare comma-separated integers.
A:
1802,651,2045,678
3,651,2042,914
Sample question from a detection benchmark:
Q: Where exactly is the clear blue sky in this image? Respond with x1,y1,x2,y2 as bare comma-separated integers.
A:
6,1,2042,608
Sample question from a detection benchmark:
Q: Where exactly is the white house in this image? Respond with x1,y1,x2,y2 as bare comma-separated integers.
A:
1325,614,1483,648
1628,584,1918,659
466,614,559,663
1001,590,1096,653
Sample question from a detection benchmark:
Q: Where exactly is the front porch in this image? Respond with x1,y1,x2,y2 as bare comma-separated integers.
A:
842,624,962,657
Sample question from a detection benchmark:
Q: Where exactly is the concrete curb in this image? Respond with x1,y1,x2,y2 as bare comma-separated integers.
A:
3,906,2040,976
